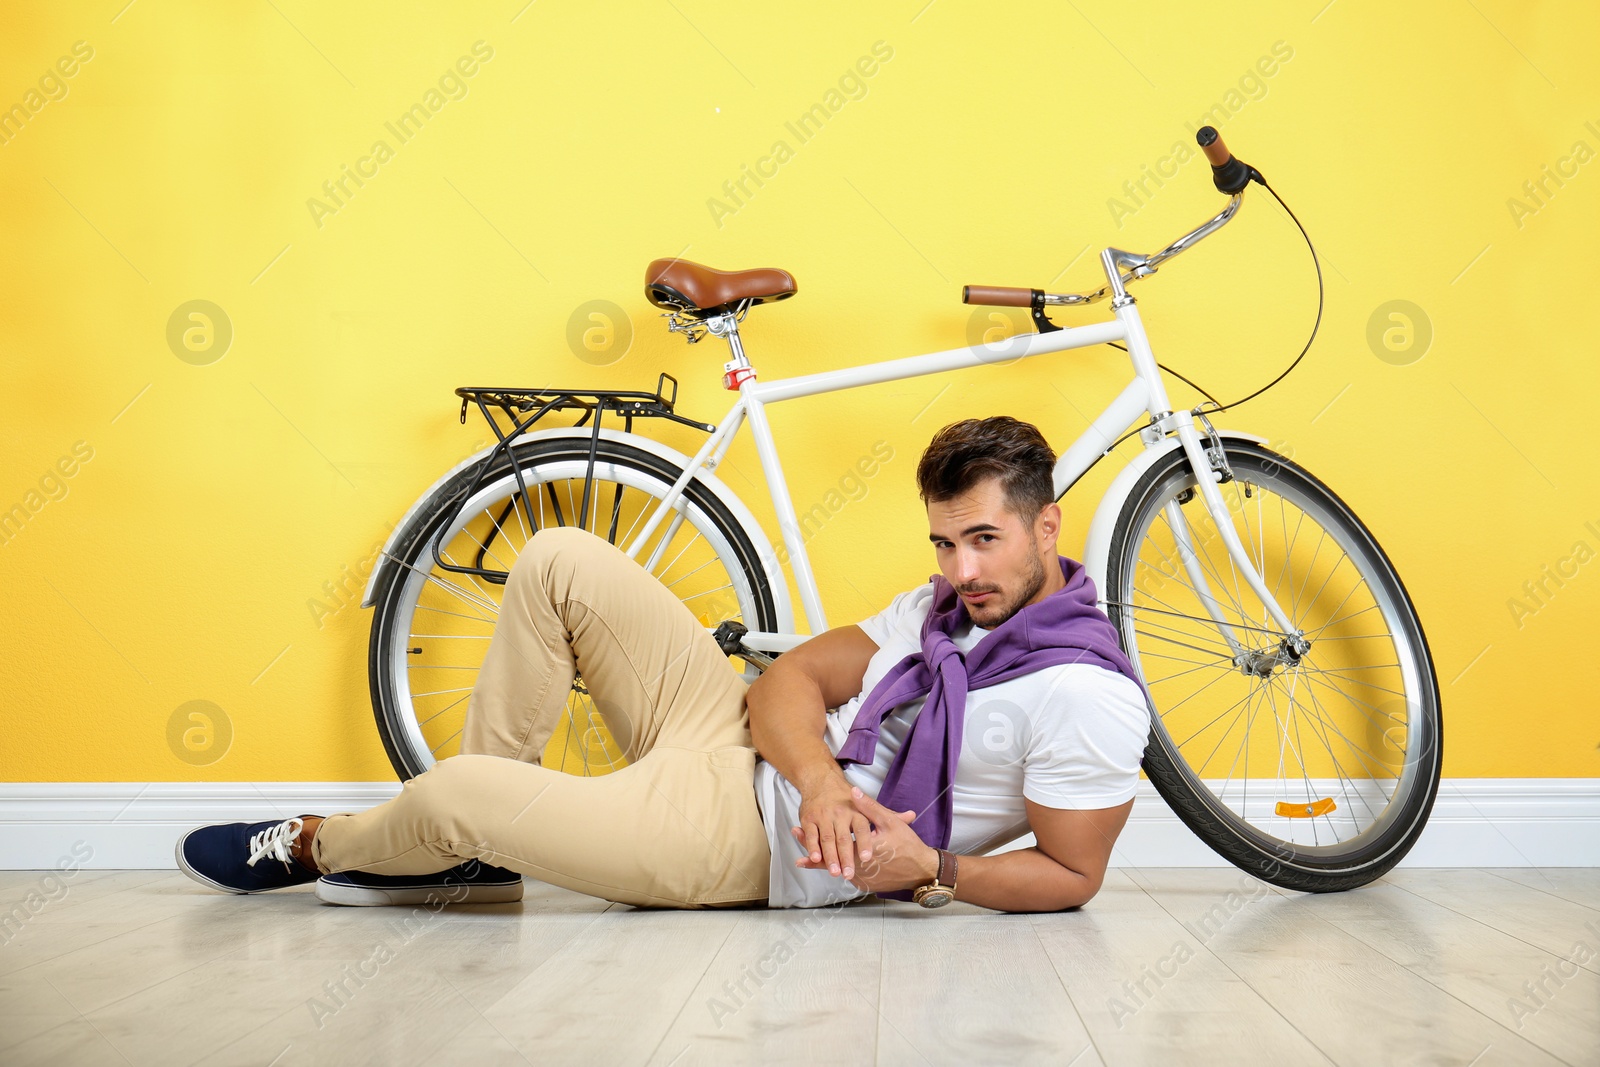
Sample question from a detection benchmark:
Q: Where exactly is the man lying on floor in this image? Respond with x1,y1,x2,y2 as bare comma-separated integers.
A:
177,416,1151,912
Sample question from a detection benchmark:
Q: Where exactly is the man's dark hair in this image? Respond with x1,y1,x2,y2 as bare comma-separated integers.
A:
916,416,1057,524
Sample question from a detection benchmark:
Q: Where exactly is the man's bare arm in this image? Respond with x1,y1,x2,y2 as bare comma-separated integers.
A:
745,625,879,878
835,794,1133,912
948,798,1133,911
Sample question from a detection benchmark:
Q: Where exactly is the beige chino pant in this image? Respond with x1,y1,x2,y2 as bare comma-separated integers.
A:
311,526,772,908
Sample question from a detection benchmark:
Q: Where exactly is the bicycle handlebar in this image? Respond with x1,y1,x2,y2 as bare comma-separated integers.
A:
962,126,1261,309
962,285,1035,307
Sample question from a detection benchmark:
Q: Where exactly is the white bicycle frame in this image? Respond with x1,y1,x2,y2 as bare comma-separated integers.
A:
618,190,1307,664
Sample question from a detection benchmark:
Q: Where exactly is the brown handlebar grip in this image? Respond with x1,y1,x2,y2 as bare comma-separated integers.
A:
962,285,1035,307
1197,126,1232,168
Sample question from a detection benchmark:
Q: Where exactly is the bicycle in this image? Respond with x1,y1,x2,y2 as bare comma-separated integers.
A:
358,128,1442,894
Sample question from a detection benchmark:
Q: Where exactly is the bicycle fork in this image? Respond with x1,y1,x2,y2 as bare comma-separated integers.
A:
1113,280,1309,670
1161,409,1310,667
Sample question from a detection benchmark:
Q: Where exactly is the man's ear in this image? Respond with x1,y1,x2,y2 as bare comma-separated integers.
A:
1037,502,1062,550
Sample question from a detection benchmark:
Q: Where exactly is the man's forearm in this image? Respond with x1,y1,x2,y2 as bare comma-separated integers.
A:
944,847,1096,913
746,667,850,792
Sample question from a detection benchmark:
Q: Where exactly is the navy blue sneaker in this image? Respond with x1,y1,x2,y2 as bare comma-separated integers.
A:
315,859,524,907
175,815,322,894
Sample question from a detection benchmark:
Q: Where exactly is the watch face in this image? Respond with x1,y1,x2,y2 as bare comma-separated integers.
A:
917,888,954,909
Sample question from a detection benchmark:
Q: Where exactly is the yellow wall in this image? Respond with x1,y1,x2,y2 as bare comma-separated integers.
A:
2,1,1595,781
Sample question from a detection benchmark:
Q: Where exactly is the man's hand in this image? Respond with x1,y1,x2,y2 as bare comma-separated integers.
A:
793,786,938,894
793,774,876,879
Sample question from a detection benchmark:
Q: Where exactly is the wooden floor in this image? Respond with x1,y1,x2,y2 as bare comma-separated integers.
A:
0,867,1594,1066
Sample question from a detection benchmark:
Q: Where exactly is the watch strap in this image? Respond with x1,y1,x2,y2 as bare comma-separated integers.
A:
934,848,957,890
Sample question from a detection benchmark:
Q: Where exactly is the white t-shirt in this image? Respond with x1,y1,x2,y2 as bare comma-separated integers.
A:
752,581,1151,908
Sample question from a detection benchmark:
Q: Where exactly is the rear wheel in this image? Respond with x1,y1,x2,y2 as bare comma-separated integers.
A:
367,437,778,780
1105,442,1442,892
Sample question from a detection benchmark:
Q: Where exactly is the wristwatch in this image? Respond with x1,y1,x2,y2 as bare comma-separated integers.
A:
912,848,958,909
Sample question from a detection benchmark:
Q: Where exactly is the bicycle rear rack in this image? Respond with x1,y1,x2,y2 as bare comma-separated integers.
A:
437,373,716,584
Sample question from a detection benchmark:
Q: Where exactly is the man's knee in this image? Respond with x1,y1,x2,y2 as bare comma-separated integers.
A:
507,526,606,594
409,753,507,807
405,754,538,835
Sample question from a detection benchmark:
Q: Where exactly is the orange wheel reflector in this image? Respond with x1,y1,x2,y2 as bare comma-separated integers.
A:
1275,798,1337,819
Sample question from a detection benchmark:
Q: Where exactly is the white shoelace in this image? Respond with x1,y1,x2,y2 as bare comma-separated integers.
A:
246,817,305,870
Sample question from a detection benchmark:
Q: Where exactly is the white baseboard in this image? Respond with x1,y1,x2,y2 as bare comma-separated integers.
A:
0,778,1595,870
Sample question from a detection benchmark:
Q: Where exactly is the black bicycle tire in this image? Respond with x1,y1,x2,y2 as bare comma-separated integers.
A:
1106,442,1443,893
367,436,780,780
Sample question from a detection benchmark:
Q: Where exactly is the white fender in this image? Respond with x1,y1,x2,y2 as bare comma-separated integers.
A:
1080,428,1269,602
359,427,795,633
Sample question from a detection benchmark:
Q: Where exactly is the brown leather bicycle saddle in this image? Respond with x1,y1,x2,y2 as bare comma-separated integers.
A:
644,258,798,314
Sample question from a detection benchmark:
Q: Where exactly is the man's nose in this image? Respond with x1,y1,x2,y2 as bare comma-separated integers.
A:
954,548,982,586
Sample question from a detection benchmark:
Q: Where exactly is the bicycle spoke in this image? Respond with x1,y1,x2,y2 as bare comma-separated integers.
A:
1131,611,1240,655
1137,647,1231,667
1136,628,1235,662
478,505,521,570
1296,545,1356,626
1144,661,1238,692
1293,668,1410,740
1114,599,1292,639
1291,672,1395,819
1153,659,1239,718
417,691,472,727
654,527,706,582
382,550,499,620
1293,673,1405,784
415,603,498,626
1159,508,1252,625
1215,680,1261,788
429,726,463,759
1176,682,1261,750
679,582,736,603
1277,670,1332,843
663,553,720,591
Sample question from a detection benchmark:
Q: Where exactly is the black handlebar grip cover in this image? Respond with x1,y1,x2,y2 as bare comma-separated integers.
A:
1195,125,1257,195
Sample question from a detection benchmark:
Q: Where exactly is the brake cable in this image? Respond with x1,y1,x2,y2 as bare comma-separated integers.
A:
1098,171,1323,455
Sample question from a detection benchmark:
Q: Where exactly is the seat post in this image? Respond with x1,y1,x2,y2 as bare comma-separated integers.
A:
705,310,754,387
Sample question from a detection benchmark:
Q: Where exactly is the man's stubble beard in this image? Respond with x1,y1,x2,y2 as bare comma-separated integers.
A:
972,536,1048,629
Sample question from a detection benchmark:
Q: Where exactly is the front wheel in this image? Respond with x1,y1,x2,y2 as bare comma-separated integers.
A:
367,436,779,780
1105,442,1442,893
